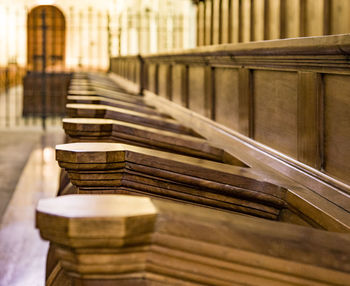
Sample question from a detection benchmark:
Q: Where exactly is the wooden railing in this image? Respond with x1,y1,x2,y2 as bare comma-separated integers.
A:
194,0,350,46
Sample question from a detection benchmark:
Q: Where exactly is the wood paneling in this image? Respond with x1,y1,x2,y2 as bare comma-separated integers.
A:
253,70,298,158
324,74,350,185
188,66,206,116
157,64,168,99
111,34,350,198
148,64,157,94
172,65,184,106
238,68,253,137
214,68,239,130
297,72,323,169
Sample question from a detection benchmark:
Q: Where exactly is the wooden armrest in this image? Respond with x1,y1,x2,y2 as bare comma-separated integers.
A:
36,194,350,286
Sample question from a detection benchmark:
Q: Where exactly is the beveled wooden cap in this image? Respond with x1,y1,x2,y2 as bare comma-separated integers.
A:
36,195,157,248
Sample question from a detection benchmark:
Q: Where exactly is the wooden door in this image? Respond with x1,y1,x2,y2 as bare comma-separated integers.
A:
27,5,65,71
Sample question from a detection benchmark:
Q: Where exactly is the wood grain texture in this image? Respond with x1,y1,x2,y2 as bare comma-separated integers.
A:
323,74,350,185
37,194,350,286
253,70,298,159
297,72,323,169
62,117,233,163
171,65,184,105
214,67,239,131
238,68,253,137
144,90,350,232
188,66,206,116
157,64,168,99
56,142,286,220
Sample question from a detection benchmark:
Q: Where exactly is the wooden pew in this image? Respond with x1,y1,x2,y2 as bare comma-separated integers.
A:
36,194,350,286
59,72,350,232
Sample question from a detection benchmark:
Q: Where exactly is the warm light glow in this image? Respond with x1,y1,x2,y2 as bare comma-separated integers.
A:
43,147,54,163
36,0,55,5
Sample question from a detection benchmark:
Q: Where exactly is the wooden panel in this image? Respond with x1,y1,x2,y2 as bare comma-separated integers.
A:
214,68,239,131
205,0,213,45
284,0,300,38
158,64,168,99
172,65,184,106
188,66,206,116
252,0,265,41
304,0,326,36
253,70,298,158
331,0,350,34
148,64,156,94
238,68,253,137
198,1,205,46
324,74,350,185
212,0,221,44
240,0,252,42
221,0,230,43
297,72,323,169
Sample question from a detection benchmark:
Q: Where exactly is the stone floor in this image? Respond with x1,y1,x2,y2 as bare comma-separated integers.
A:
0,129,64,286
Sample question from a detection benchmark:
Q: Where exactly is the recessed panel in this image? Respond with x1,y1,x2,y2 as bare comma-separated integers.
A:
324,74,350,185
188,66,206,116
253,70,298,158
215,68,239,131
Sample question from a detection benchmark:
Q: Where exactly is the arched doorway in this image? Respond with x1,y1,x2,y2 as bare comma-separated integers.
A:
27,5,65,71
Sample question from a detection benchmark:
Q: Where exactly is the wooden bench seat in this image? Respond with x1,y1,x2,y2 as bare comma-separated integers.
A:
36,194,350,286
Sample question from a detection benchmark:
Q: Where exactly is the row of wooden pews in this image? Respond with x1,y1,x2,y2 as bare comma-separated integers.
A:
36,72,350,285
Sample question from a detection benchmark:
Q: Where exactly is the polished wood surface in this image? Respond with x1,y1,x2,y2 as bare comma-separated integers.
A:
110,34,350,196
56,142,286,220
35,70,350,286
36,194,350,286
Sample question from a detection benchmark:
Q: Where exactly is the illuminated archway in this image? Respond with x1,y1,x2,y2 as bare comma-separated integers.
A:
27,5,65,71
